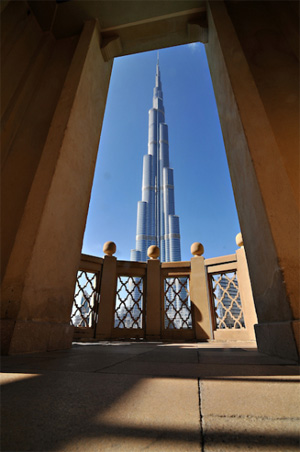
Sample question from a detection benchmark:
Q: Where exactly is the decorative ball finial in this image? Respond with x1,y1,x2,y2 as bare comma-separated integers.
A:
191,242,204,257
147,245,160,260
236,232,243,247
103,241,116,256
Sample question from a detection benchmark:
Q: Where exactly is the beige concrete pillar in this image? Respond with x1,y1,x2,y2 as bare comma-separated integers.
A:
95,252,117,340
145,258,161,340
190,251,213,341
205,1,299,360
236,245,257,341
1,20,113,354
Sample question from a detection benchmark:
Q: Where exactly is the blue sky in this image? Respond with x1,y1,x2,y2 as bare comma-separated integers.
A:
82,43,240,261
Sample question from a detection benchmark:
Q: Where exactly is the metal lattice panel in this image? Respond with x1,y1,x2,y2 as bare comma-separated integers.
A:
164,277,192,329
114,276,144,329
211,272,245,329
71,271,98,327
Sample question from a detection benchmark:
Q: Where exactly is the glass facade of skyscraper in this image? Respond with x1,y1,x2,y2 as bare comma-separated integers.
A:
131,57,182,263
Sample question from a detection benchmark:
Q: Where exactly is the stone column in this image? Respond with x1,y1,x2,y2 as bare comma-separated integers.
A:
95,242,118,340
205,1,299,360
145,245,161,340
235,234,257,341
1,20,113,354
189,243,213,341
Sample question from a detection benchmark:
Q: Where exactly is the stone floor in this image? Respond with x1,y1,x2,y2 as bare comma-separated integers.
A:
1,341,299,451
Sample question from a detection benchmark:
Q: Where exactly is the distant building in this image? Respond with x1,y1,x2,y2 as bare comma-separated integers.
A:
72,290,92,327
128,57,190,329
131,55,182,263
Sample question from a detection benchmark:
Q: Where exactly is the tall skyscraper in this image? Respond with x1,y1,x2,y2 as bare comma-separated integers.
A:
131,55,182,263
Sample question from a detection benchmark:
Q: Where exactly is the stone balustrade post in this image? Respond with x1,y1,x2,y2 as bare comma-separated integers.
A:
235,233,257,340
189,242,213,340
145,245,161,340
95,242,117,340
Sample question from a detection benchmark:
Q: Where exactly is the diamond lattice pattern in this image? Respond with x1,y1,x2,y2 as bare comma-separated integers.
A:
114,276,144,329
164,277,192,329
211,272,245,329
71,271,97,327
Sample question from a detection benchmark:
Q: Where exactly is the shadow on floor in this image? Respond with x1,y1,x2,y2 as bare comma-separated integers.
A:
1,342,299,451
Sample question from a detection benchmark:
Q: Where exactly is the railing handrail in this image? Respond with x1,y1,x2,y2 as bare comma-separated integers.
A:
79,254,103,273
73,246,257,342
204,254,237,267
78,254,240,276
116,260,147,277
81,253,104,263
161,261,191,268
73,236,257,342
78,254,242,280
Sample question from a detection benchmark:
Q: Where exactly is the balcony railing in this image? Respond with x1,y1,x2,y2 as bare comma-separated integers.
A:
71,237,257,342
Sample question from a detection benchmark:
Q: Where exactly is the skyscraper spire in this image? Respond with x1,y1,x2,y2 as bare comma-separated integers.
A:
131,57,182,263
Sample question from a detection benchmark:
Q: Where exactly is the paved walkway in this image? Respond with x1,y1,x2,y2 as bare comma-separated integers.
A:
1,341,299,451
